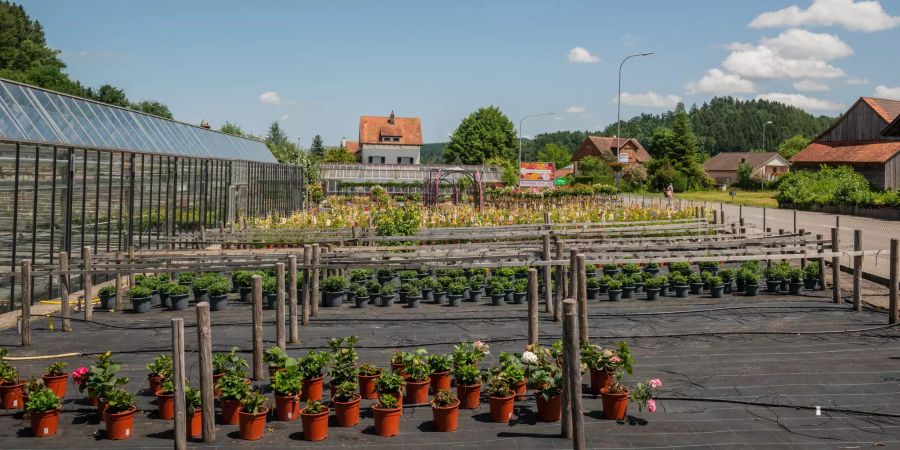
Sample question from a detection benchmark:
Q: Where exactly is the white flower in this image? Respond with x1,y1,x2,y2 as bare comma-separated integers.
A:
601,349,613,358
521,351,538,364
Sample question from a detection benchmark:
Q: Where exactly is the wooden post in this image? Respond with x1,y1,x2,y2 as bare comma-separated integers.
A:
889,239,898,325
275,262,286,350
831,227,841,304
288,255,299,343
793,209,797,233
59,251,71,332
762,207,767,233
311,244,320,317
576,254,588,344
251,275,264,381
127,245,135,288
853,230,862,312
554,240,565,322
816,234,826,290
710,209,717,225
21,260,31,347
195,302,215,442
542,232,553,315
172,317,187,450
799,229,807,268
115,251,125,311
568,250,578,309
82,246,93,321
527,268,539,346
560,298,572,439
302,245,311,325
739,218,746,235
563,299,584,449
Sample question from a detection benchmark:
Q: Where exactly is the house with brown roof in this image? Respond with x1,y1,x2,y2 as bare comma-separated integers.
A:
791,97,900,190
702,152,789,188
572,135,651,169
357,111,423,164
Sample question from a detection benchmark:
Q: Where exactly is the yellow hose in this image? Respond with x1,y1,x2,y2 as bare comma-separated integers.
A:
5,352,82,361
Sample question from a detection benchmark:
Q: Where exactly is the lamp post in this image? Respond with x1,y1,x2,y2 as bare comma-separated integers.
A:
616,52,654,190
518,112,556,167
762,121,773,151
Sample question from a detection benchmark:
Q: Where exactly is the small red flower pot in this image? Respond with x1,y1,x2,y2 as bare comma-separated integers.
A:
535,391,561,422
300,407,330,441
0,379,24,409
600,387,629,420
512,379,527,401
104,406,137,440
187,410,202,438
238,407,268,441
212,373,224,397
220,398,242,425
373,405,401,437
147,374,163,395
358,374,379,399
405,378,430,405
429,371,451,394
456,382,481,410
274,394,300,421
30,408,60,437
590,368,614,397
334,394,361,427
489,393,515,423
300,376,323,402
42,374,68,399
431,400,459,432
156,391,175,420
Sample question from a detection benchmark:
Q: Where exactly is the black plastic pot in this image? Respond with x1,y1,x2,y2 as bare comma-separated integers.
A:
131,296,152,313
406,295,421,308
378,275,393,285
603,268,619,277
709,285,724,298
723,282,733,294
100,295,116,310
689,283,703,295
789,281,804,295
804,278,818,290
194,288,209,304
380,294,394,306
587,288,600,300
469,289,483,303
645,288,660,301
505,289,515,302
766,280,781,293
622,286,635,299
239,287,252,303
608,289,622,301
422,289,434,302
433,292,446,304
355,296,370,308
745,284,760,296
209,294,228,311
512,292,527,304
264,293,277,309
674,286,690,298
645,267,660,275
490,293,506,306
324,291,344,307
447,294,463,307
736,279,746,292
634,283,644,294
597,284,608,294
170,294,189,310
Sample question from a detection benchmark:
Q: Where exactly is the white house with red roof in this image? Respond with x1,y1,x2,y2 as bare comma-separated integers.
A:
352,111,423,165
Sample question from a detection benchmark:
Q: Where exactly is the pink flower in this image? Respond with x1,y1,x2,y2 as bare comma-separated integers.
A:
647,399,656,413
649,378,663,389
610,356,621,364
72,367,89,385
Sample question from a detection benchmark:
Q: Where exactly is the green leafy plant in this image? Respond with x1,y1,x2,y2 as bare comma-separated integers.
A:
622,263,641,273
129,285,152,299
178,272,196,284
428,354,452,373
233,270,261,288
298,351,331,380
208,280,230,296
468,275,485,290
185,386,202,416
376,393,399,409
452,364,481,386
379,283,396,296
447,281,466,295
23,377,44,396
323,276,348,293
512,278,528,293
263,346,288,370
352,284,368,298
644,276,665,289
487,277,509,295
146,354,172,378
689,273,703,284
103,388,136,414
669,273,688,286
333,380,359,402
304,399,329,414
137,275,161,291
46,361,67,377
366,280,381,294
328,336,359,384
432,389,458,408
349,269,372,283
25,387,59,413
804,261,820,279
212,347,248,377
529,367,562,401
789,268,804,282
262,276,277,295
167,283,190,296
404,349,431,382
271,365,302,396
606,279,623,290
216,373,250,401
669,262,692,276
586,278,600,289
359,363,382,377
375,372,405,393
98,285,116,297
719,269,735,282
451,341,490,367
708,275,724,287
485,372,512,397
240,390,268,415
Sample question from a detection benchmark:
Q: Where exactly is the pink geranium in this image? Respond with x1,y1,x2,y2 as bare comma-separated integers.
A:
72,367,89,386
610,356,622,364
649,378,663,389
647,399,656,413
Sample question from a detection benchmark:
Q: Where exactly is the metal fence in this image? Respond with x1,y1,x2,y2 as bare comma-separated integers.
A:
0,139,304,309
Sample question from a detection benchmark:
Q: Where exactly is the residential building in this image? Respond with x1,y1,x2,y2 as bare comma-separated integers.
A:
572,135,651,166
702,152,789,188
358,111,423,165
791,97,900,190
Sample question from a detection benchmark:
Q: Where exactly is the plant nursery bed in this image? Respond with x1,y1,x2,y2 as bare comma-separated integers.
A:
0,289,898,448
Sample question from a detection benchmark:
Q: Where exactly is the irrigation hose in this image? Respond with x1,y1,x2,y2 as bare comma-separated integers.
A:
654,395,900,419
5,352,82,361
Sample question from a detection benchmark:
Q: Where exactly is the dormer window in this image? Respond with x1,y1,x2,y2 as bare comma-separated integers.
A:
380,136,400,143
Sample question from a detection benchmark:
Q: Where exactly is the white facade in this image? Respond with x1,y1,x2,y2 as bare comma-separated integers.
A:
360,144,421,165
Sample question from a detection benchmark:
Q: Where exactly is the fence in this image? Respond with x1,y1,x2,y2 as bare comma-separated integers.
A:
0,138,304,309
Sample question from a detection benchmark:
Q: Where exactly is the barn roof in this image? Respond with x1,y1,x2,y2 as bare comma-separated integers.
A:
791,141,900,164
702,152,783,171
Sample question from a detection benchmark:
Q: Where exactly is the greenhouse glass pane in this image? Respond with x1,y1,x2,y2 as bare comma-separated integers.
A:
82,102,126,149
62,96,107,147
31,90,83,145
110,108,149,150
44,92,95,146
6,83,60,141
0,101,26,139
135,113,172,153
0,83,52,141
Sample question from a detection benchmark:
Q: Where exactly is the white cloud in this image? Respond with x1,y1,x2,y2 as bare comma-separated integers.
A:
750,0,900,32
685,68,756,95
278,114,289,121
874,85,900,100
567,47,601,64
723,44,845,79
564,106,587,113
258,91,282,106
793,79,830,91
761,29,853,60
616,91,682,108
846,77,870,85
755,93,844,111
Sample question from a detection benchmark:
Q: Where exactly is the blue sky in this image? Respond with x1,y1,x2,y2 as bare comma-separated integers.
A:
21,0,900,145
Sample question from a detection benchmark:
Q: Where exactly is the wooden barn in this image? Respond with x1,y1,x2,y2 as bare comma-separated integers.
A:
791,97,900,190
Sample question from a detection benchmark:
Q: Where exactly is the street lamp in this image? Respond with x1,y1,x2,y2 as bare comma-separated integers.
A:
762,121,773,151
616,52,654,190
518,112,556,167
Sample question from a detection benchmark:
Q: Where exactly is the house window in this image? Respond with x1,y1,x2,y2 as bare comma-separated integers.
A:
380,136,400,142
397,157,414,164
368,156,385,164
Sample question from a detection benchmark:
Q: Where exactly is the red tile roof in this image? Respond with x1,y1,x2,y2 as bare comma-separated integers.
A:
359,114,422,146
703,152,783,171
862,97,900,123
791,141,900,164
574,136,651,162
883,115,900,137
343,141,359,154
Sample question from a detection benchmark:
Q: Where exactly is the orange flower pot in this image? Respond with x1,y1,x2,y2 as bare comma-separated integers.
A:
431,400,459,432
187,410,202,438
590,368,613,397
30,408,60,437
334,395,361,427
104,406,136,440
300,376,323,402
358,374,379,399
220,398,241,425
238,407,268,441
373,405,401,437
489,393,515,423
267,365,284,381
0,380,24,409
405,378,430,405
42,374,68,399
147,374,163,395
88,393,99,407
456,382,481,410
535,391,561,422
274,394,300,421
512,379,527,401
156,391,175,420
98,401,108,419
429,371,451,394
300,407,330,441
600,387,629,420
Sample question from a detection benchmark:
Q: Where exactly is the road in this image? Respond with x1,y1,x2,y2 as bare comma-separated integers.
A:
622,193,897,281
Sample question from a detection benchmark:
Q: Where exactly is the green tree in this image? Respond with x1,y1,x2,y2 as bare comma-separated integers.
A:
651,104,709,191
265,121,298,163
322,146,357,163
535,143,571,170
309,135,326,158
575,156,614,185
444,106,517,164
777,134,810,160
735,162,755,189
86,84,129,107
485,156,518,186
220,121,245,137
131,100,172,119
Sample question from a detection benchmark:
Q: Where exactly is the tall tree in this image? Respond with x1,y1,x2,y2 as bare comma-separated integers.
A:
309,134,326,158
777,134,811,160
651,104,709,191
322,146,357,163
86,84,129,107
444,106,517,164
265,121,298,163
536,143,571,170
131,100,172,119
220,121,245,137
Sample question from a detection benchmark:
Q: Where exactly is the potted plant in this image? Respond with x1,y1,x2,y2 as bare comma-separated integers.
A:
524,343,563,422
298,351,331,402
144,354,170,396
373,393,401,437
434,276,451,304
743,271,761,296
622,263,641,275
129,285,153,313
688,272,703,294
420,276,437,302
468,275,485,302
22,377,42,407
699,260,719,275
763,266,782,293
719,269,735,294
398,269,418,283
586,277,600,300
789,268,805,295
643,276,664,301
271,362,301,421
323,275,348,307
185,386,202,438
177,272,195,286
375,372,405,407
431,389,460,432
619,274,636,299
581,341,630,396
447,281,466,307
487,277,508,306
606,279,623,302
486,372,514,423
670,273,689,298
585,264,598,277
452,364,481,409
598,275,611,294
103,388,136,440
192,273,217,304
328,336,359,396
156,377,176,419
358,363,381,399
261,275,277,309
41,362,68,399
98,285,117,310
390,351,407,375
167,283,191,310
644,262,660,275
775,261,792,291
333,380,361,427
669,262,692,277
233,270,258,302
511,278,528,304
379,283,396,307
352,284,370,308
366,280,381,300
428,354,452,394
26,387,59,437
602,374,662,420
263,346,288,380
404,282,423,308
403,349,431,404
299,399,330,441
213,347,248,396
803,261,820,290
603,264,619,276
238,390,268,441
86,353,128,414
494,352,526,400
377,268,394,285
207,279,230,311
217,373,250,425
709,275,725,298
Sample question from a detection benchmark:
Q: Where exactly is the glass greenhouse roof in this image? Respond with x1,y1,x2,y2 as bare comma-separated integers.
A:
0,78,276,163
